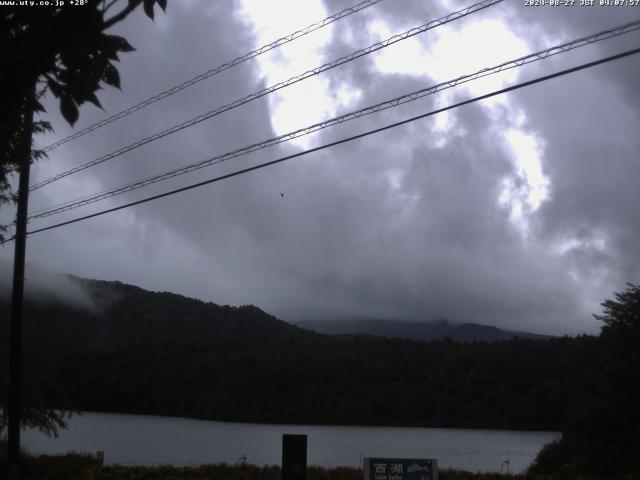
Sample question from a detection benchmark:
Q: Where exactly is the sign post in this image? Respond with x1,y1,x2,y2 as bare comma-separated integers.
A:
282,434,307,480
364,458,438,480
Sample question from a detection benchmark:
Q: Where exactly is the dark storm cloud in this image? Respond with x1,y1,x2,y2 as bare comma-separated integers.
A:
3,0,638,335
276,0,640,332
293,99,587,333
504,4,640,289
524,78,640,281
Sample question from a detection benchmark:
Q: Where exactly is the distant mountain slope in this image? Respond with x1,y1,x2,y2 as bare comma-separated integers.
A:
0,276,320,353
293,319,551,342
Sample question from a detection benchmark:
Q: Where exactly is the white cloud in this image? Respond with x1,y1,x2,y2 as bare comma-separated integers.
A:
498,128,550,235
238,0,338,148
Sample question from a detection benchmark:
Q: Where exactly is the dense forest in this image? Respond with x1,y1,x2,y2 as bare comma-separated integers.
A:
1,277,639,476
3,334,601,431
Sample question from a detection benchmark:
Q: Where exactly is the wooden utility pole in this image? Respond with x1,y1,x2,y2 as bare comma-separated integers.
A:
7,84,35,480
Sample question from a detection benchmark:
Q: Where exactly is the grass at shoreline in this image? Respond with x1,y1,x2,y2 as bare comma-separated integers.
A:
3,447,640,480
82,464,640,480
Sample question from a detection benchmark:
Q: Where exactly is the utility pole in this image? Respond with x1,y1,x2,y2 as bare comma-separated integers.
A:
7,83,35,480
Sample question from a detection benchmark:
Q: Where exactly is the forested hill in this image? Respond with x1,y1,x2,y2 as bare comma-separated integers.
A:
0,275,600,431
0,276,321,353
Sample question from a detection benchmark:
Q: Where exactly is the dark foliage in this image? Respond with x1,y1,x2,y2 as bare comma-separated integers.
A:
1,1,169,454
0,442,103,480
0,0,167,228
530,283,640,478
0,0,167,124
30,335,599,431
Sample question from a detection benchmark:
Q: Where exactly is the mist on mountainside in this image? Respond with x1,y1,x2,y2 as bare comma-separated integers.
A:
0,260,97,313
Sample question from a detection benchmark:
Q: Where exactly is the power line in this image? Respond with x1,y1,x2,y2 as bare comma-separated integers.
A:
28,0,503,193
40,0,386,153
25,18,640,221
31,0,501,190
2,46,635,243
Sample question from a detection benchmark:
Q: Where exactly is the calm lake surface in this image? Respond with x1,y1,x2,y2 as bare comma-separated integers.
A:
23,412,558,474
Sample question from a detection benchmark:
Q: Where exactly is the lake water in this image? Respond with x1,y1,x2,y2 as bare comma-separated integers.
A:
22,412,558,474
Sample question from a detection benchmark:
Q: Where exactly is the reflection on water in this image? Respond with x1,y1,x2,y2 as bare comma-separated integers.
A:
23,412,558,473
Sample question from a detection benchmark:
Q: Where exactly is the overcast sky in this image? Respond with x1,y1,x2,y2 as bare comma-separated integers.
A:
2,0,639,335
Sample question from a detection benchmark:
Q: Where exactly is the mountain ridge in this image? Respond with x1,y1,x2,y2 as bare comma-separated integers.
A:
293,318,551,343
1,274,551,350
0,275,322,353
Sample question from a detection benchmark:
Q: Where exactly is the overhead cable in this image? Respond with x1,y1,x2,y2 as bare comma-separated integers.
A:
41,0,386,152
26,18,640,221
1,46,635,243
28,0,503,192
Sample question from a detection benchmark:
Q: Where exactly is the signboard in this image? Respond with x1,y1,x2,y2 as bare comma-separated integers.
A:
364,458,438,480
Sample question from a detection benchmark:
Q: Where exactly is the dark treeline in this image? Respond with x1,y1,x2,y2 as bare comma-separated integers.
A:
40,336,602,431
4,335,602,430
